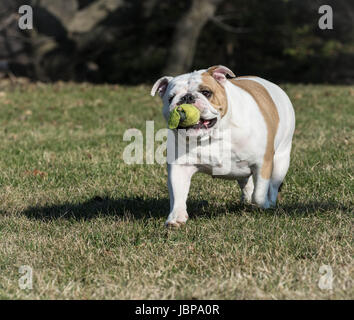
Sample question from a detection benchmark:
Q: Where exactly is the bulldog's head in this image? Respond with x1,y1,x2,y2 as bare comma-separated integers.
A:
151,65,235,136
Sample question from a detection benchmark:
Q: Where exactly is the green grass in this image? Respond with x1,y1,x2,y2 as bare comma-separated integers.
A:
0,80,352,299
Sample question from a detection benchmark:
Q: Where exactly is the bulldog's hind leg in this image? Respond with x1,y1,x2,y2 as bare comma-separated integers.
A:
268,149,291,207
251,163,272,209
237,176,254,203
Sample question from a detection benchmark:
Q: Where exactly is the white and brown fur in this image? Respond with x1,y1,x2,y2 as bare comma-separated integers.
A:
151,65,295,227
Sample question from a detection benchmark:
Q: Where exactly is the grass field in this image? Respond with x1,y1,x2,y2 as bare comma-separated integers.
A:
0,79,352,299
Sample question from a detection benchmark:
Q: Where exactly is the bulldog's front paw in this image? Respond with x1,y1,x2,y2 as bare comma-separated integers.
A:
165,210,189,228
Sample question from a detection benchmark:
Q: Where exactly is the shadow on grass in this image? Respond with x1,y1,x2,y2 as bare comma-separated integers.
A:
20,195,351,221
21,196,245,221
21,196,169,221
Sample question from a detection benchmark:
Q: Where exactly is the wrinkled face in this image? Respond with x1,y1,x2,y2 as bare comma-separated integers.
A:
151,66,232,137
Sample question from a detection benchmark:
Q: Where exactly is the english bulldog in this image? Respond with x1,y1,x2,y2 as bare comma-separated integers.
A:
151,65,295,227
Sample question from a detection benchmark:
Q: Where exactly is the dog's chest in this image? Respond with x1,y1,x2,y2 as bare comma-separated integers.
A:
192,137,252,179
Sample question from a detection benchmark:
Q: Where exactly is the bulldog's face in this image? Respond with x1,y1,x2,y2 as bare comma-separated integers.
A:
151,65,235,137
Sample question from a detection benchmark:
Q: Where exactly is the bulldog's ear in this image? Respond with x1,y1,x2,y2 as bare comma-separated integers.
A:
151,76,173,97
207,65,235,85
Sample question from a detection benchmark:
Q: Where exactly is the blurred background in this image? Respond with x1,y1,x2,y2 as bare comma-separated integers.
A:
0,0,353,84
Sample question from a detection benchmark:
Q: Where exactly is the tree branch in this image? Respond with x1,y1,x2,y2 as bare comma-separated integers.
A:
210,16,250,34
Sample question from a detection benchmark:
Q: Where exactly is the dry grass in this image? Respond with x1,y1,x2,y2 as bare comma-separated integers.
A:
0,81,352,299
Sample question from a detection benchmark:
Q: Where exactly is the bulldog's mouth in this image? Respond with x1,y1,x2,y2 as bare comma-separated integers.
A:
177,117,217,130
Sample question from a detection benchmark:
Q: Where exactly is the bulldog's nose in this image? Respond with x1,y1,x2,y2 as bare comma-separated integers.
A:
178,93,195,105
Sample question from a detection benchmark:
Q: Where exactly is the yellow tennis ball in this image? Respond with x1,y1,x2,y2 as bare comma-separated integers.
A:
168,104,200,129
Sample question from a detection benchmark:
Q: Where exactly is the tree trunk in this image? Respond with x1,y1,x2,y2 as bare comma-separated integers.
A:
26,0,125,80
163,0,223,76
68,0,124,34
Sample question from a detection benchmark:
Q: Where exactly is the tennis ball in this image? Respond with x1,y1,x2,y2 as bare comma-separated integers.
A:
168,104,200,129
168,107,182,129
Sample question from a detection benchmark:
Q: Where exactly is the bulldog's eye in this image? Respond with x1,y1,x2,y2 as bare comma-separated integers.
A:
168,95,175,103
201,90,212,98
